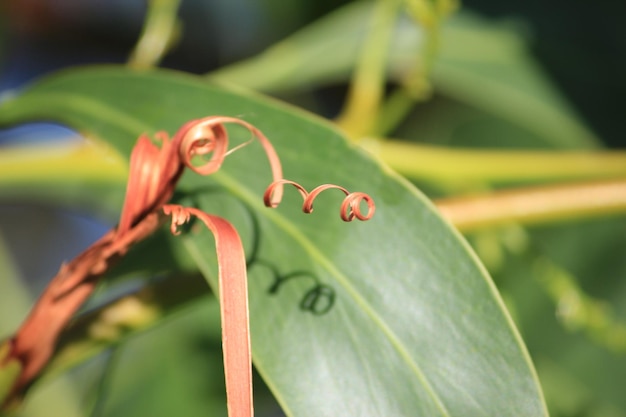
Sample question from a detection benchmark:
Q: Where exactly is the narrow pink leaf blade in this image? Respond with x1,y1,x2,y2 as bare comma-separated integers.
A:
189,210,253,417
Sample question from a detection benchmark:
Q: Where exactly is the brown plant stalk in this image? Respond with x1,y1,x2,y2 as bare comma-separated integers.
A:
0,116,374,416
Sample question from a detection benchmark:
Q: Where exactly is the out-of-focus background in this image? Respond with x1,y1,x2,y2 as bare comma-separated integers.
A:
1,1,625,416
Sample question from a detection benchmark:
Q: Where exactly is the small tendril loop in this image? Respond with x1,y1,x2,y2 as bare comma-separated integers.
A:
264,180,375,222
177,119,229,176
172,117,284,203
339,191,375,222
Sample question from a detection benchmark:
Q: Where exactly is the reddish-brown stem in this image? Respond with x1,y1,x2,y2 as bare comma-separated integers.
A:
4,212,165,405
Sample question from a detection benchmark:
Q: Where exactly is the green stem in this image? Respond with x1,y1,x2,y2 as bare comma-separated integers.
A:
402,0,440,95
373,88,418,137
335,0,403,138
0,142,127,184
435,179,626,232
128,0,182,69
362,139,626,185
374,0,458,137
4,140,626,237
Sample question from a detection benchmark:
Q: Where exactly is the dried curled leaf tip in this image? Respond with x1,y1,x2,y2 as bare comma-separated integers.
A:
264,179,375,222
118,116,284,236
163,204,192,235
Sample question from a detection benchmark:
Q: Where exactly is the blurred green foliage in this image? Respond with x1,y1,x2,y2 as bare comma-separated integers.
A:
0,0,625,416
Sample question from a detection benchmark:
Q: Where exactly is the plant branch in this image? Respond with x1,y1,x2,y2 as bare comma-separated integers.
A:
5,140,626,234
362,139,626,185
373,0,458,137
2,211,166,408
128,0,182,69
0,140,127,184
435,179,626,232
335,0,403,138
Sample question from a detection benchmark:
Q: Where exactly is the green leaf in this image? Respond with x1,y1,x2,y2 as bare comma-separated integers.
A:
433,12,598,149
0,67,547,416
94,297,284,417
99,299,231,417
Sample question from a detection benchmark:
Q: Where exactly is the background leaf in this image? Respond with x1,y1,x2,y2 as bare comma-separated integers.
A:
210,0,596,148
0,67,547,416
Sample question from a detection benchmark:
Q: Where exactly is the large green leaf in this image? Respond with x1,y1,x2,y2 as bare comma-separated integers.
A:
0,67,547,416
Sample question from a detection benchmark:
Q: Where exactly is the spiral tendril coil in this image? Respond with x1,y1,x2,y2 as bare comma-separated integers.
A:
264,179,375,222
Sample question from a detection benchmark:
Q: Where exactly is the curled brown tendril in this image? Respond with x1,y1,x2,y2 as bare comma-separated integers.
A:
176,116,282,183
263,179,375,222
2,115,375,417
118,116,284,236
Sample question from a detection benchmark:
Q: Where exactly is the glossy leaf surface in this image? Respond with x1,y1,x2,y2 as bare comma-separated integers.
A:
0,67,547,416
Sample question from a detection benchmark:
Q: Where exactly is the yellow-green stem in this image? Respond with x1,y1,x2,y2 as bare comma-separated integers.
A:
403,0,441,94
4,141,626,236
335,0,403,138
373,88,418,136
0,141,127,184
373,0,458,137
363,139,626,185
128,0,182,69
435,179,626,232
